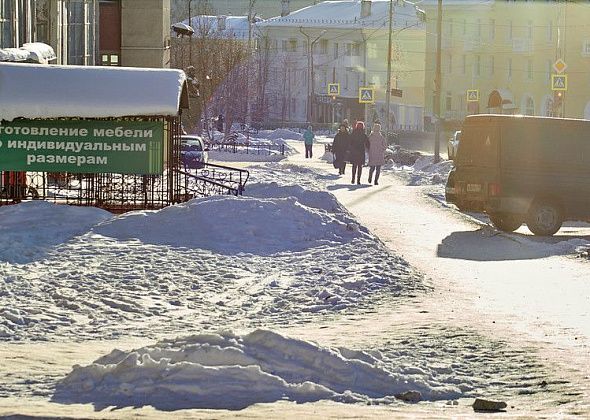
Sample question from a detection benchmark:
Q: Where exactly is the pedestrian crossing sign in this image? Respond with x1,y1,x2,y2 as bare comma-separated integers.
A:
551,74,567,91
466,89,479,102
359,87,375,104
328,83,340,96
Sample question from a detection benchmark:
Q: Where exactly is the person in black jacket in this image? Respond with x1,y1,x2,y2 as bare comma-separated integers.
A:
332,124,350,175
349,121,367,185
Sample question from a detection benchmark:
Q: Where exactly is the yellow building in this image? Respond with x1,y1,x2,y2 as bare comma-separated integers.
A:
424,1,590,127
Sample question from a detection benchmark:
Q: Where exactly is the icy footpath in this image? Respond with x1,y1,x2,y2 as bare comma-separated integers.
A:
54,329,459,410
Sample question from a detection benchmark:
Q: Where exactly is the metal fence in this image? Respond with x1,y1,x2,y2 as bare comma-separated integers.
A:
206,142,285,156
0,117,249,212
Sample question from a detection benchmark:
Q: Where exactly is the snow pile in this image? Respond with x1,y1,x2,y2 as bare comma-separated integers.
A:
402,156,453,186
0,201,112,264
93,195,368,255
54,329,450,410
247,182,345,214
257,128,303,141
208,150,286,162
385,146,423,166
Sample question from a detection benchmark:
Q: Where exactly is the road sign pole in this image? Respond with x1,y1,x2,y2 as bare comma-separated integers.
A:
433,0,442,163
384,0,394,136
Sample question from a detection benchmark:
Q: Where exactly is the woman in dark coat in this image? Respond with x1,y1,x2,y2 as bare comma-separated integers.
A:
349,121,368,185
332,124,350,175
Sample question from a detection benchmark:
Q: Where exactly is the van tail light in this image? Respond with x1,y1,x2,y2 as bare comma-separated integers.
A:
488,182,502,197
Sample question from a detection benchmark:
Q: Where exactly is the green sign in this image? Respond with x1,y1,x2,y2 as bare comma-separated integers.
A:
0,120,164,174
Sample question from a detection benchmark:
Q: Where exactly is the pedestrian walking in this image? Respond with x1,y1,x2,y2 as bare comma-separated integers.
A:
349,121,368,185
303,125,315,158
332,123,350,175
366,123,388,185
216,114,224,133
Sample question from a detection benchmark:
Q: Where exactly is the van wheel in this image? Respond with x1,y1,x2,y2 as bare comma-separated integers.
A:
526,201,563,236
489,213,523,232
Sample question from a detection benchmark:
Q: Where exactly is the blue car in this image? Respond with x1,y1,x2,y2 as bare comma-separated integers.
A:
181,135,209,169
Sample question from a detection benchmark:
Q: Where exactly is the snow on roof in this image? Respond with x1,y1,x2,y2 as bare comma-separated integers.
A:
257,0,423,30
0,63,189,121
175,15,262,40
0,42,56,64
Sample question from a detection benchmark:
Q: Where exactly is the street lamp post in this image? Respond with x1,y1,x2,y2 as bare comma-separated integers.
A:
384,0,394,137
300,27,326,123
434,0,442,163
384,1,426,138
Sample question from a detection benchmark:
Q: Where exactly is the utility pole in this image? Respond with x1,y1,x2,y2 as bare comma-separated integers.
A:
299,28,326,123
433,0,442,163
246,0,256,139
188,0,192,66
384,0,394,137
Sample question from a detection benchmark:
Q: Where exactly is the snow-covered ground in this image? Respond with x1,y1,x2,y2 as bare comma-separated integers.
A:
1,130,589,417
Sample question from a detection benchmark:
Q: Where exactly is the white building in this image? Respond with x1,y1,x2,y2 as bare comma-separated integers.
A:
255,0,425,129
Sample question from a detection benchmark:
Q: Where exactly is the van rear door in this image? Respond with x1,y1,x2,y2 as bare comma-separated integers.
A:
454,121,500,204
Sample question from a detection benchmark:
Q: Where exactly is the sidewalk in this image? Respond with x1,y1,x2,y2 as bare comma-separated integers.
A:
284,139,590,416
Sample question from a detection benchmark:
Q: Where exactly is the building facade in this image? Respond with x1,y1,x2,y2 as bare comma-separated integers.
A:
1,0,98,65
1,0,170,67
256,0,425,129
99,0,170,68
424,0,590,125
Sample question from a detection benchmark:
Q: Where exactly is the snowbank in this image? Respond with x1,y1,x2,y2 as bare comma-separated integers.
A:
54,329,453,410
93,195,368,255
208,150,286,162
247,183,345,214
0,201,112,264
385,154,453,187
256,128,303,141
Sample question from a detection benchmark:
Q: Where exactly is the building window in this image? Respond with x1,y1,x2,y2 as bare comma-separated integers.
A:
474,55,481,77
333,42,338,59
524,96,534,115
65,0,95,65
582,40,590,56
445,91,452,112
509,20,513,40
547,20,553,42
367,42,377,59
352,42,360,56
477,18,481,39
289,39,297,52
447,54,452,74
0,0,14,48
527,20,533,39
490,55,495,76
527,59,533,80
508,57,512,79
319,39,328,54
463,18,466,35
489,19,495,40
448,18,453,37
